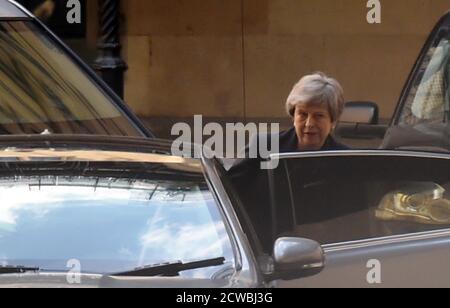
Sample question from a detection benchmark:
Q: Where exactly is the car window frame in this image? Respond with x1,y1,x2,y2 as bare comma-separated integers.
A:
202,154,264,286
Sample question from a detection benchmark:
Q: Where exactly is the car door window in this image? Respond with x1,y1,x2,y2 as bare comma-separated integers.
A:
399,34,450,126
270,154,450,245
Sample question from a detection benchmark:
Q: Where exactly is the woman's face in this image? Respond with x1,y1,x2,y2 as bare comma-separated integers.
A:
294,103,335,151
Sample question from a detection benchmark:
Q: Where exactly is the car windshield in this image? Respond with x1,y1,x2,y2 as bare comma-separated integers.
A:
0,159,235,278
0,20,142,136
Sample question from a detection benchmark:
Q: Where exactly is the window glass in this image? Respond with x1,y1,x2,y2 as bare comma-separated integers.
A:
272,155,450,245
0,160,235,278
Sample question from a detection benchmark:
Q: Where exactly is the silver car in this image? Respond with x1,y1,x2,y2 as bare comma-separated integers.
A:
0,0,450,288
0,135,325,288
0,1,302,288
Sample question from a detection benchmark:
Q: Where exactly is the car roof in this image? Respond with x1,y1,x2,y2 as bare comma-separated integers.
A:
0,1,29,18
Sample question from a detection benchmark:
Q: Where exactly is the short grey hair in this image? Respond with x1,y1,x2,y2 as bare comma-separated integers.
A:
286,72,345,122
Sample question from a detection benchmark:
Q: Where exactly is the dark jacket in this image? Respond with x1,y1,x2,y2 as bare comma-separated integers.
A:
277,127,350,153
231,127,349,170
226,128,349,251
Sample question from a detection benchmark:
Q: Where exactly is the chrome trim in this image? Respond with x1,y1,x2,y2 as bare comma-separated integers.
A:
202,162,243,271
271,150,450,161
323,228,450,253
201,151,262,287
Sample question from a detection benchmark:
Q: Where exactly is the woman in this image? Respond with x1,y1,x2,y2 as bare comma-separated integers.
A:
281,72,348,152
232,72,348,165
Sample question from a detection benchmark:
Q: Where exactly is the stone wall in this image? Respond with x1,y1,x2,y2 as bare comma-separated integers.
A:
121,0,450,121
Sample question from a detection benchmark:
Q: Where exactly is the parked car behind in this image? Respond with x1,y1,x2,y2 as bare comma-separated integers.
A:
337,11,450,152
0,0,152,137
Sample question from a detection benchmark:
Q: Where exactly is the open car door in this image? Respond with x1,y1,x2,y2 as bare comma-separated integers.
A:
266,151,450,287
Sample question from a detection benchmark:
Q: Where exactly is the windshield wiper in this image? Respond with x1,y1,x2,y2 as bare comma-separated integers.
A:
111,257,226,277
0,266,40,275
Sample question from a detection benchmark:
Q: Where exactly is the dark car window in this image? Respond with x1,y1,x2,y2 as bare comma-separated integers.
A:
399,34,449,126
269,154,450,245
0,159,235,277
0,21,141,136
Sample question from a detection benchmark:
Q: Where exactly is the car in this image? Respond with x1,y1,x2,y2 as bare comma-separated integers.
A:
381,10,450,152
0,0,449,288
3,139,450,287
0,0,153,138
0,134,327,288
0,1,323,289
337,10,450,153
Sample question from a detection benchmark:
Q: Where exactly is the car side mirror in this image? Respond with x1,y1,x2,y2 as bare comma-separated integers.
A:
336,101,387,140
270,237,325,281
340,101,379,125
